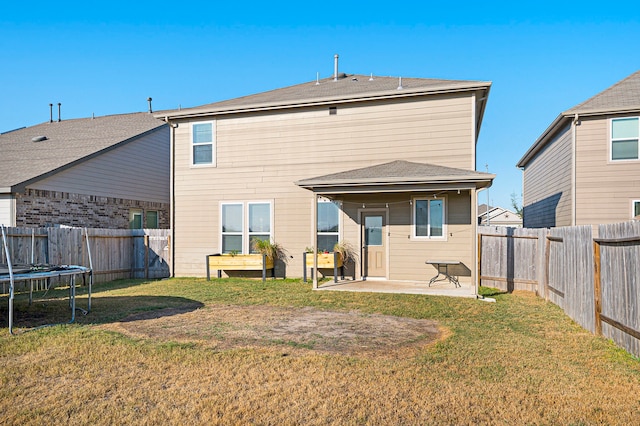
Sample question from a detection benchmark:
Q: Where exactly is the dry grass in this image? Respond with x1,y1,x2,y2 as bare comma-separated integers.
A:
1,278,639,425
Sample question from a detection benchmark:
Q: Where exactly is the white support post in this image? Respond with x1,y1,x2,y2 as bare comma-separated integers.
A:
313,194,318,289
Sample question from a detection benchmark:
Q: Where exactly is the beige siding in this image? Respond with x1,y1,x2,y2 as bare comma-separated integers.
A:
522,123,573,227
173,94,477,278
31,127,170,203
575,115,640,225
0,194,14,226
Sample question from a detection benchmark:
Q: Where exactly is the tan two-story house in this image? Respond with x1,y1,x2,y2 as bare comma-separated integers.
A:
517,70,640,228
158,65,494,288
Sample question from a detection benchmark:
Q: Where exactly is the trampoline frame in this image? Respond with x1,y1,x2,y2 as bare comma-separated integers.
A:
1,225,94,334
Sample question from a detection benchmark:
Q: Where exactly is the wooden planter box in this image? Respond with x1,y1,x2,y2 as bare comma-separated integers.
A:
303,252,353,283
305,252,343,268
206,254,274,282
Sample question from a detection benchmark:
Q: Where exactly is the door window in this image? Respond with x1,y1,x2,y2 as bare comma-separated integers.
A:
364,215,383,246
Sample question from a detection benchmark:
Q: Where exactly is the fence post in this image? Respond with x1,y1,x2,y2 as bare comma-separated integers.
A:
544,234,550,301
144,234,149,279
593,240,602,336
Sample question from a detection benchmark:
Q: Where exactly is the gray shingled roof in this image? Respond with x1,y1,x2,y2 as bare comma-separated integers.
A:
296,160,494,190
518,70,640,168
158,74,491,118
566,70,640,114
0,113,166,191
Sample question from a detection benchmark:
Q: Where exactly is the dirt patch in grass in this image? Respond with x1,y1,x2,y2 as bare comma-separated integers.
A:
98,305,443,357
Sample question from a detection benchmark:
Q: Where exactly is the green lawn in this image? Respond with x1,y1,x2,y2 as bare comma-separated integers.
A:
1,278,639,425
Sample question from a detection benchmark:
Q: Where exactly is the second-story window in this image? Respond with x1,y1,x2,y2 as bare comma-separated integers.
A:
611,117,639,161
192,122,215,166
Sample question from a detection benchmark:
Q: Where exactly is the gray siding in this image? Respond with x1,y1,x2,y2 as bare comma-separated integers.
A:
575,115,640,225
0,195,14,226
522,123,573,228
31,126,170,203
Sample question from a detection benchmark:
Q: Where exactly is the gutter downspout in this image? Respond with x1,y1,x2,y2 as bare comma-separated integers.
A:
164,117,176,277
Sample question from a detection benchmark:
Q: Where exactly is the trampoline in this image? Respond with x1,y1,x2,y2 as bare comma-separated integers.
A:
1,225,93,334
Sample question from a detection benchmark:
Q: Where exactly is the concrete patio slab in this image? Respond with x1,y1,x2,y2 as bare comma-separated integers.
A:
315,279,477,298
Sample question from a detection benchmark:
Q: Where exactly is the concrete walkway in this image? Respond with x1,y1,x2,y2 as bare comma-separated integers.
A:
315,279,478,298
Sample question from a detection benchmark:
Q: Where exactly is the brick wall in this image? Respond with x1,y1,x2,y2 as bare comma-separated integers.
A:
15,189,169,229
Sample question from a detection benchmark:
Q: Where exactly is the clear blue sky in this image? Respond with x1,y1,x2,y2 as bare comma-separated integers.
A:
2,1,639,209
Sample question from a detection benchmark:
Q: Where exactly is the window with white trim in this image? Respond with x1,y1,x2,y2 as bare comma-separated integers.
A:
129,209,142,229
248,202,271,253
413,197,445,238
611,117,639,161
221,201,272,253
192,122,215,165
317,200,341,252
633,200,640,219
221,203,243,253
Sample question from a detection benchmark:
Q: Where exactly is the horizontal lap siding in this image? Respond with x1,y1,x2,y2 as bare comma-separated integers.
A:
523,124,572,228
32,127,170,203
575,116,640,225
173,95,475,277
388,193,473,282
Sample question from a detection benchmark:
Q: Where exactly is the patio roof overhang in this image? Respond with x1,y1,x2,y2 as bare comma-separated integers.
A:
295,160,495,195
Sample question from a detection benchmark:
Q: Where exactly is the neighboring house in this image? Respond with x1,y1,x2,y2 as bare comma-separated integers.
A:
477,204,522,227
0,112,170,229
157,65,494,286
517,70,640,228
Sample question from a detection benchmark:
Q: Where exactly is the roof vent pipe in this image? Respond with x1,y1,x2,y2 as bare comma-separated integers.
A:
147,97,153,113
57,103,61,122
397,77,403,90
49,103,53,123
333,54,339,81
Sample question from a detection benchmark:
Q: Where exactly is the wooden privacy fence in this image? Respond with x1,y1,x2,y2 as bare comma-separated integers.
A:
479,222,640,358
0,227,171,287
595,221,640,357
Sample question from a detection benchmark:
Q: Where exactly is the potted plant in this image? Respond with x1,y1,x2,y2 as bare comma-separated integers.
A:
333,240,358,265
251,239,290,264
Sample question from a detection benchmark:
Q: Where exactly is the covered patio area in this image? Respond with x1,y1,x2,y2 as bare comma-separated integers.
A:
295,160,495,292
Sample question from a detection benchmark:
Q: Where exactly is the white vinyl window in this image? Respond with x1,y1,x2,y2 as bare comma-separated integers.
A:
191,121,215,166
221,203,243,253
248,202,271,253
633,200,640,219
413,197,446,239
221,201,272,254
611,117,639,161
317,200,341,252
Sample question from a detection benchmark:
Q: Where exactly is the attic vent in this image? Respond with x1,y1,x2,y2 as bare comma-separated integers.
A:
31,135,47,142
